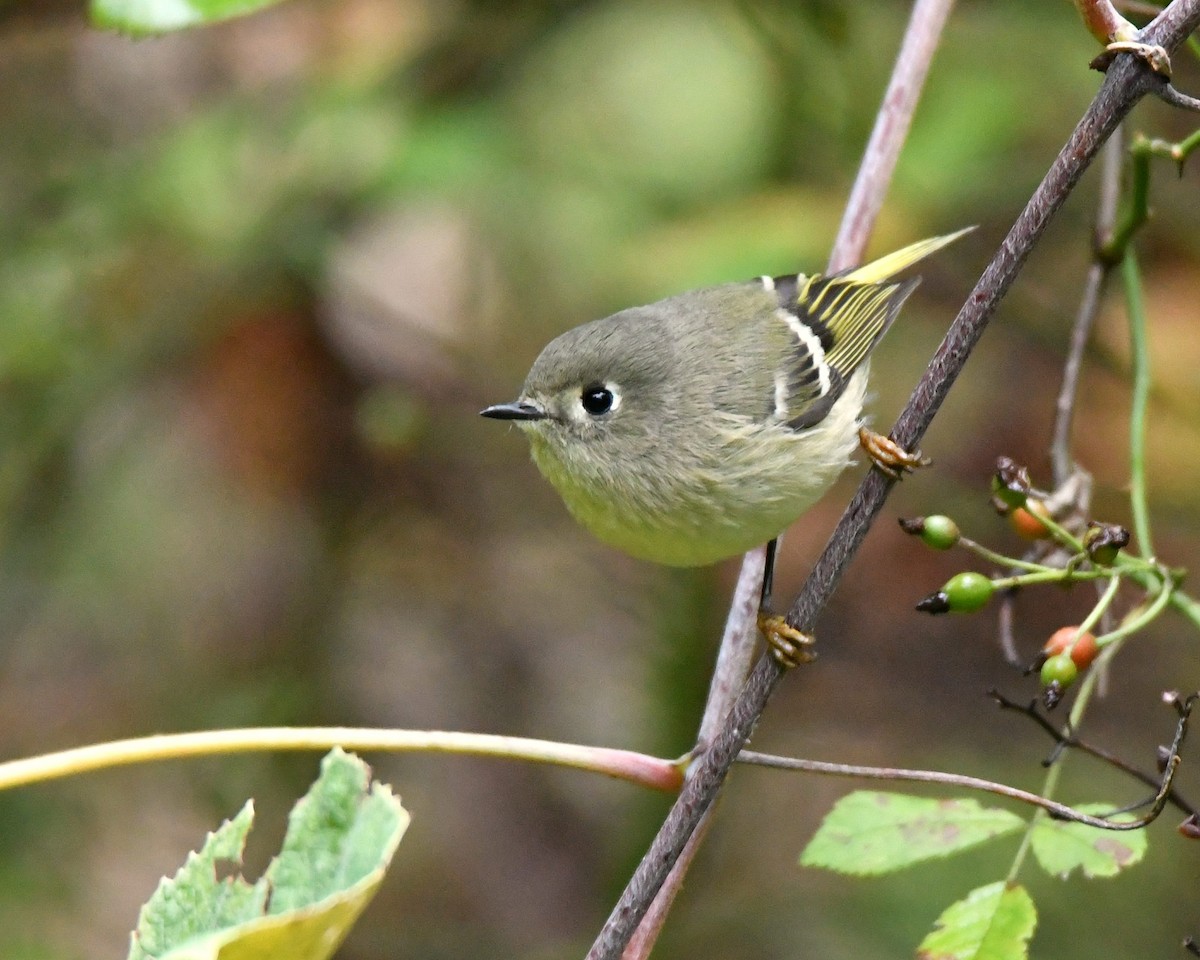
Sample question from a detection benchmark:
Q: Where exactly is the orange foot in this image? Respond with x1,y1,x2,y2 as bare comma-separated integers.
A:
859,426,931,481
757,613,816,670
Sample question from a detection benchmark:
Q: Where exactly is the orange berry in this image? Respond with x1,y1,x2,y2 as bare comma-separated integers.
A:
1009,499,1052,540
1043,626,1099,668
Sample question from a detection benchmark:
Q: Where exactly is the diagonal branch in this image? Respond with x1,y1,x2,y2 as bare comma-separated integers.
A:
584,4,1200,957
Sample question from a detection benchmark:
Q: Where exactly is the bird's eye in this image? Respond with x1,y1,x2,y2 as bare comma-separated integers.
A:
580,383,616,416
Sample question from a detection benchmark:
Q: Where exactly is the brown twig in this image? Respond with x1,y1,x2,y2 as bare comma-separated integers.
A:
737,737,1181,830
991,688,1200,818
584,5,1200,956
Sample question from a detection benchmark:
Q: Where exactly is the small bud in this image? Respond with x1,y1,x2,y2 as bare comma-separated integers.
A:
992,456,1032,508
1156,745,1172,773
915,590,951,615
899,515,960,550
1084,521,1130,565
1178,814,1200,840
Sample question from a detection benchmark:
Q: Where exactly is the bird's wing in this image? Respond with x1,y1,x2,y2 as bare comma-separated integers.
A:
765,273,918,431
763,226,971,430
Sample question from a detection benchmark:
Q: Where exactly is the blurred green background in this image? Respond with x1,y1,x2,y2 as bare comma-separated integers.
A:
1,0,1199,957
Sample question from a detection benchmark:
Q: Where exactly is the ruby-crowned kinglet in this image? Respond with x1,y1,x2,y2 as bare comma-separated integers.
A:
482,229,968,568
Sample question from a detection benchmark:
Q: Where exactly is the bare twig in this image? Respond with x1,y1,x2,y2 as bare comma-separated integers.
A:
1155,82,1200,110
585,5,1200,956
991,689,1200,818
737,729,1186,830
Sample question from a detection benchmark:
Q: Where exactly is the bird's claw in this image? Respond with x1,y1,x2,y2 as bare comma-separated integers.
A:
757,613,816,670
859,427,930,481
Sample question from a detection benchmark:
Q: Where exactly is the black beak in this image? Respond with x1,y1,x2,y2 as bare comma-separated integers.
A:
480,400,547,422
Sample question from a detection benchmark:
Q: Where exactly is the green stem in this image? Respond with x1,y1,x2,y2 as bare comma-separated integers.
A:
1123,250,1154,559
1097,574,1174,646
992,568,1109,591
1077,575,1122,638
958,536,1052,573
0,728,686,794
1169,590,1200,630
1100,134,1151,262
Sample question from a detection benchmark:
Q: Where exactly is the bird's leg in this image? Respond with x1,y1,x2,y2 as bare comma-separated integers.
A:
756,537,816,670
859,426,931,481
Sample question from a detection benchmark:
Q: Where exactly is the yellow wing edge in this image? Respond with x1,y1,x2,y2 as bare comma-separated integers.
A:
841,226,976,285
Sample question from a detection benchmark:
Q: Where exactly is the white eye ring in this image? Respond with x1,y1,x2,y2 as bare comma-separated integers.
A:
579,383,621,417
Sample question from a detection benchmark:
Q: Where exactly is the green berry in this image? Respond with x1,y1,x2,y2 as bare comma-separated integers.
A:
921,515,960,550
1040,652,1079,688
942,572,994,612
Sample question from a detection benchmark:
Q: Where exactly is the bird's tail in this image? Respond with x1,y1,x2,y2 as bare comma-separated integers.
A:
841,226,975,284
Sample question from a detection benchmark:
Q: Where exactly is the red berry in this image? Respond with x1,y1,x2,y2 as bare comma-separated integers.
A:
1043,626,1099,669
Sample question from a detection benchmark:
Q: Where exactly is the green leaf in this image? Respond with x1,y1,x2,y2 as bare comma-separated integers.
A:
1029,803,1147,879
128,749,409,960
91,0,287,36
917,881,1037,960
800,792,1024,875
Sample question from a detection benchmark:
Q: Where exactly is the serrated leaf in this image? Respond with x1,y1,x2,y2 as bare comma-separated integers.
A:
800,792,1024,875
129,804,269,960
918,881,1037,960
128,748,409,960
90,0,287,36
1029,803,1146,879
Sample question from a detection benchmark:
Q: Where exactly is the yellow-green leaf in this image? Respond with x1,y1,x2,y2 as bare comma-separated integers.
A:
800,792,1024,875
918,881,1037,960
128,749,409,960
1029,803,1146,879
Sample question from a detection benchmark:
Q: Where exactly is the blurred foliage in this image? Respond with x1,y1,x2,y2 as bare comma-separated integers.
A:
0,0,1197,958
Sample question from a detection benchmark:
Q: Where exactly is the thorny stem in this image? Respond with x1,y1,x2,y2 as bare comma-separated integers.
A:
587,6,1200,957
1139,126,1200,165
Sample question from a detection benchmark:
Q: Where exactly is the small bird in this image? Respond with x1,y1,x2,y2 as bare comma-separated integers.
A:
483,229,967,663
